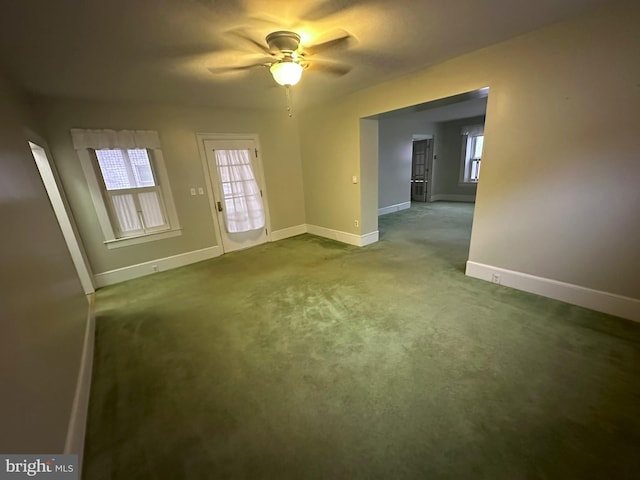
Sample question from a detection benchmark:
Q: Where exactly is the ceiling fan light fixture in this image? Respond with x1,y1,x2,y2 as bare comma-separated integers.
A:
270,61,303,86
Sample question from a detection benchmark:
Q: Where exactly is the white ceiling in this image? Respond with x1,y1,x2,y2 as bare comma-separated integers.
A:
0,0,608,110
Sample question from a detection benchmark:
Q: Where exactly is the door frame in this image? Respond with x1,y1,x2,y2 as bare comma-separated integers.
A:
27,133,95,294
196,133,272,253
410,135,434,202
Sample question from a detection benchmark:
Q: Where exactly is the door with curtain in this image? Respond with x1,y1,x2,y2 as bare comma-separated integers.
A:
204,139,269,253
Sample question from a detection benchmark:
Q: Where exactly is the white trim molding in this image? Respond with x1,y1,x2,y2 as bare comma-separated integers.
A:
94,245,222,287
466,261,640,322
29,141,95,294
430,194,476,202
270,224,307,242
104,228,182,249
307,224,379,247
64,294,96,477
359,231,380,247
378,202,411,216
272,224,379,247
93,224,381,286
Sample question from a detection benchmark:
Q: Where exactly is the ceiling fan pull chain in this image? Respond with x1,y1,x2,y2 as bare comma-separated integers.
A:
285,85,294,117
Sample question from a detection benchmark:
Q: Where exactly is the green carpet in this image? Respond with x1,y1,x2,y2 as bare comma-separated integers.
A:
84,202,640,479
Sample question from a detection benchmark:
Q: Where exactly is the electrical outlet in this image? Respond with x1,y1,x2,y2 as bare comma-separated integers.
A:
190,188,196,196
198,187,204,195
491,273,500,284
354,220,359,228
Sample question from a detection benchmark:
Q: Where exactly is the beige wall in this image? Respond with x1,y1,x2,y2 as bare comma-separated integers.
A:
299,0,640,299
300,102,364,234
34,98,305,275
0,74,87,452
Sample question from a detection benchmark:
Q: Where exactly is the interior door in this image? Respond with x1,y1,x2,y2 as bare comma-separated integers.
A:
410,139,433,202
204,139,269,253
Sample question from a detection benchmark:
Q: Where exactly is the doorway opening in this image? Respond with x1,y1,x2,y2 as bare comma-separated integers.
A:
374,88,488,213
410,136,434,203
29,141,95,294
363,88,490,264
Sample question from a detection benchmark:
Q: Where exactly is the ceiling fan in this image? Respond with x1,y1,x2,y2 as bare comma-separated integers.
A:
207,29,354,87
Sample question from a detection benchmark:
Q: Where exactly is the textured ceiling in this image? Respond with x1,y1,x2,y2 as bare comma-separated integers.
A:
0,0,608,110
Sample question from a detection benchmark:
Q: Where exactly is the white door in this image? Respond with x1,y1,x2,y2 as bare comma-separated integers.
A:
203,138,269,253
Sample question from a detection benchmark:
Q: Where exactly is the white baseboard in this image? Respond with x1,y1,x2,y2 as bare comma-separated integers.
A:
466,261,640,322
94,245,222,287
430,194,475,202
64,294,96,477
271,224,379,247
270,224,307,241
307,224,379,247
359,231,380,247
94,225,379,286
378,202,411,216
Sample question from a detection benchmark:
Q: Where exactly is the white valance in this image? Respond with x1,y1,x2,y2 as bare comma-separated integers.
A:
461,125,484,136
70,129,161,150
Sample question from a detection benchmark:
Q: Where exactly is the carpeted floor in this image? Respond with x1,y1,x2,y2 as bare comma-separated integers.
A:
84,202,640,479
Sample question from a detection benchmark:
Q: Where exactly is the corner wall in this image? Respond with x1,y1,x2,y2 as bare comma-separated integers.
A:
0,74,88,452
299,0,640,318
33,98,306,276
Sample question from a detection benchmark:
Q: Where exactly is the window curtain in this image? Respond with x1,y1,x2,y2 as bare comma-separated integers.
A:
111,194,141,232
460,125,484,136
70,129,161,150
214,149,265,233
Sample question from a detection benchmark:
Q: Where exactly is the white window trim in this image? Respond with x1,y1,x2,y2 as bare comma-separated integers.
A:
75,132,181,248
103,228,182,249
459,124,484,186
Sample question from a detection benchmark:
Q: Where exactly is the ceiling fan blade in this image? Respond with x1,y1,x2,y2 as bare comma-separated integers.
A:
207,61,271,74
193,0,246,13
248,13,288,28
308,60,352,76
227,30,272,54
304,33,354,56
299,0,355,21
248,13,307,33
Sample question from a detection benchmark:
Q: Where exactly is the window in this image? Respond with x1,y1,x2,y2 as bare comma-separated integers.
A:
72,129,180,248
460,125,484,184
95,148,168,236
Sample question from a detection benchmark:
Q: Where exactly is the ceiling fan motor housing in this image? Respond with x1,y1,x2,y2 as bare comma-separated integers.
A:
266,31,301,53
